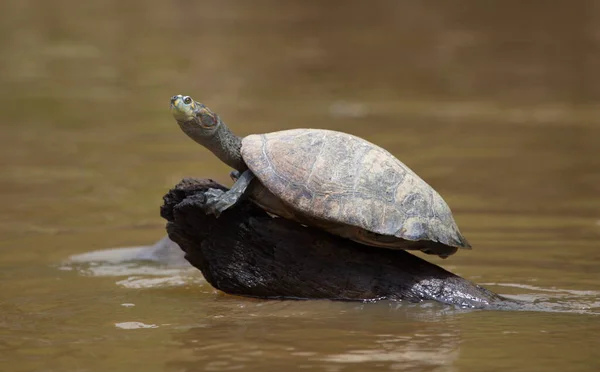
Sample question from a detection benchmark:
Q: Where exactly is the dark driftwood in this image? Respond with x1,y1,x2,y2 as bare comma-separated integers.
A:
161,178,502,308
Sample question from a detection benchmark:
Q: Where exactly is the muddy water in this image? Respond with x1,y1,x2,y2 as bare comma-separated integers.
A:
1,1,599,371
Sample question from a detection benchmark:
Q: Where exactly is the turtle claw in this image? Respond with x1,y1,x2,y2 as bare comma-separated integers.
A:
204,188,228,217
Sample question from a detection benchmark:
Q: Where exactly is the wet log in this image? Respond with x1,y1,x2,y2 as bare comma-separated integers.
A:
161,178,502,308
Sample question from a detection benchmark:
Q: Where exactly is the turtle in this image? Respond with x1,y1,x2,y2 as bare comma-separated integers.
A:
169,94,471,258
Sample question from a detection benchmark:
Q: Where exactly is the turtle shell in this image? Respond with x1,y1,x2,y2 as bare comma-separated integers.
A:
241,129,470,250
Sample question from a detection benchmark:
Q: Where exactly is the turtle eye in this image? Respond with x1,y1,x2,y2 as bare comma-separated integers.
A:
183,96,192,104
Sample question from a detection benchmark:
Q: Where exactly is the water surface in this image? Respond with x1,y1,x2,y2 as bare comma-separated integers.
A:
1,1,599,371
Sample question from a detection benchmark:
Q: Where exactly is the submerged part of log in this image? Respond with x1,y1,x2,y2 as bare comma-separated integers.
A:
161,178,503,308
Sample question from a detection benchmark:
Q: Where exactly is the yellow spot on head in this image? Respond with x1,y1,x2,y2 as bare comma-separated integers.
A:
170,95,196,122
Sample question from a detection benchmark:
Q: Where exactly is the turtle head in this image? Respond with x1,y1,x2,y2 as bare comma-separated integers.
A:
170,95,220,136
169,95,248,171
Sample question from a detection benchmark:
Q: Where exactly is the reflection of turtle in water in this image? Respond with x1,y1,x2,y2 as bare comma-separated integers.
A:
169,95,471,258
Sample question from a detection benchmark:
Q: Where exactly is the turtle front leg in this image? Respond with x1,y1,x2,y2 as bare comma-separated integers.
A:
204,169,255,217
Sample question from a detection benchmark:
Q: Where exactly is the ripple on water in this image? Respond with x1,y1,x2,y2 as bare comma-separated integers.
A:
483,282,600,315
60,236,203,289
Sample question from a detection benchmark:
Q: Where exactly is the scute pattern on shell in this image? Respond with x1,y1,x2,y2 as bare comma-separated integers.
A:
241,129,470,248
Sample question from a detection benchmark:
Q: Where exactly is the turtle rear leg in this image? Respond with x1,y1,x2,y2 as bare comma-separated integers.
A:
204,169,255,217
